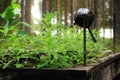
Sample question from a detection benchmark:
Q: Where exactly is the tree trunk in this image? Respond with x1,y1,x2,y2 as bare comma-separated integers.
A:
16,0,20,4
46,0,49,12
42,0,49,17
109,0,113,29
93,0,99,29
25,0,32,36
102,0,106,39
82,0,86,7
0,0,12,12
42,0,46,17
114,0,120,44
20,0,25,30
70,0,74,27
0,0,12,26
56,0,61,23
88,0,92,9
64,0,68,26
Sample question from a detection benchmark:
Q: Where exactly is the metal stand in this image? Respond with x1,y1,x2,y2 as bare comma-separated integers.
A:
83,27,97,66
113,13,116,54
74,8,96,66
83,27,86,66
88,28,97,43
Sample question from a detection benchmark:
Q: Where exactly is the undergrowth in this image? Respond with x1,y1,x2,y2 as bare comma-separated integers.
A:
0,12,110,69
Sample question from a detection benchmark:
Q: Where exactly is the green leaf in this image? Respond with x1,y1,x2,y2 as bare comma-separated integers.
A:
36,61,48,68
14,22,32,28
0,30,4,33
15,63,24,68
2,60,12,69
18,30,29,36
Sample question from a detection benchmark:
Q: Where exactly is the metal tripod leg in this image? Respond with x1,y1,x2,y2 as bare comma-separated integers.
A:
88,27,97,43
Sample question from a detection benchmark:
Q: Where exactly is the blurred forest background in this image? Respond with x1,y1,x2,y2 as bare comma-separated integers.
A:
0,0,113,36
0,0,117,42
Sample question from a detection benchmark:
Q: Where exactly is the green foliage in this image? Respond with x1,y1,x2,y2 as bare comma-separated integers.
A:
0,12,109,69
0,4,20,27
